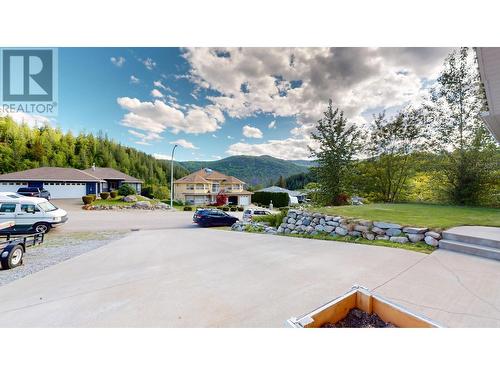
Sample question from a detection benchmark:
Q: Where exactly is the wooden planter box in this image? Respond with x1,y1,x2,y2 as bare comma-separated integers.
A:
287,285,442,328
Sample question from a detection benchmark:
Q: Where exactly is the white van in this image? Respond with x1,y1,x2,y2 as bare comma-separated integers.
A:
0,192,68,233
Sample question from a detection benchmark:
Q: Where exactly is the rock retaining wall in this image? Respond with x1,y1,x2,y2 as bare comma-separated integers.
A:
232,209,442,247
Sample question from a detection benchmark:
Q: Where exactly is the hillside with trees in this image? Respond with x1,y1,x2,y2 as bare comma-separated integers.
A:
0,116,188,190
180,155,310,186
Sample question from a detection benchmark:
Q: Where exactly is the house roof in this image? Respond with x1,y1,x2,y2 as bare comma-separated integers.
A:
0,167,104,182
476,47,500,142
174,168,245,185
84,167,143,183
255,186,304,197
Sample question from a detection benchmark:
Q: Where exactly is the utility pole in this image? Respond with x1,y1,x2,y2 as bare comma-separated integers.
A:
170,144,178,209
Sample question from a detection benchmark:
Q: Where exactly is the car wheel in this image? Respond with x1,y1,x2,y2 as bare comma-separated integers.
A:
33,222,50,233
1,245,24,269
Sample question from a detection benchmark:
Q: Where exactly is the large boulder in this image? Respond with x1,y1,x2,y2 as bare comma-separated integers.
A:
154,202,170,209
373,222,402,229
371,227,385,235
390,236,409,244
348,230,361,237
363,232,375,240
123,195,138,202
358,220,373,227
324,225,335,233
376,235,390,241
407,233,425,243
403,227,428,234
354,224,369,233
425,236,439,246
133,200,151,208
425,231,441,240
335,227,348,236
386,228,402,237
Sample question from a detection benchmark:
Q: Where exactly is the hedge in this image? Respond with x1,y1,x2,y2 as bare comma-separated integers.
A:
110,191,118,198
82,195,94,204
183,206,193,211
118,183,136,196
252,191,289,208
100,192,110,200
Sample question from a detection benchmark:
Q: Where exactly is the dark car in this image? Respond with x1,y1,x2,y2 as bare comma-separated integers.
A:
193,209,238,227
17,187,51,200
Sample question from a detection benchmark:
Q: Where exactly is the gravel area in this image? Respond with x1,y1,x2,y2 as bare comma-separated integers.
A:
0,231,126,286
322,308,397,328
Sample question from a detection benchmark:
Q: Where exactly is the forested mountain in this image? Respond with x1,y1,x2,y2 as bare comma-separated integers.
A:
0,116,188,185
180,155,310,186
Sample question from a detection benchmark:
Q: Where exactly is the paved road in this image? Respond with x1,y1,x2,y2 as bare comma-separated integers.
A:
49,199,237,233
1,223,500,327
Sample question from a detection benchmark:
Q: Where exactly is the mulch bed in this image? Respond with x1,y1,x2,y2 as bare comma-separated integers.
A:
321,308,397,328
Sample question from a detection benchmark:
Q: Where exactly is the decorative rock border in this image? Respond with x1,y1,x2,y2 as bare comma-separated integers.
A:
232,209,442,247
82,201,170,210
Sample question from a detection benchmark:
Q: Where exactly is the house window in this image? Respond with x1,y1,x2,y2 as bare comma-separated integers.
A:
211,183,219,193
196,184,204,190
187,184,194,190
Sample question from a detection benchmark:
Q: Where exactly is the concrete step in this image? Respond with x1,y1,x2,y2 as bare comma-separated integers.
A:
442,228,500,249
439,239,500,261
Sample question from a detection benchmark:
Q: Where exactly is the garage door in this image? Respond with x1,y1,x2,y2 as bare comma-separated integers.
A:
45,183,87,199
0,183,27,193
239,195,250,206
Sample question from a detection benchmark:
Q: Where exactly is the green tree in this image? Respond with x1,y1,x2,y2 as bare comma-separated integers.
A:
365,109,425,202
277,175,286,188
428,47,498,205
309,100,362,205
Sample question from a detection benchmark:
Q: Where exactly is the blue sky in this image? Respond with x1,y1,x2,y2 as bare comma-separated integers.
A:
7,47,452,161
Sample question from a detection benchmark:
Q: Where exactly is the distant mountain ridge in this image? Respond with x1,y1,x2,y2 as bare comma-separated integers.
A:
180,155,310,186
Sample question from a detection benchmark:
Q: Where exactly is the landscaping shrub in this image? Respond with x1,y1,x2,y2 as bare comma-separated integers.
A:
183,206,193,211
142,184,170,200
118,183,136,196
237,206,244,211
334,193,350,206
253,211,287,228
82,195,94,204
222,206,229,211
100,192,110,200
230,207,237,211
110,191,118,198
87,194,96,201
252,191,289,207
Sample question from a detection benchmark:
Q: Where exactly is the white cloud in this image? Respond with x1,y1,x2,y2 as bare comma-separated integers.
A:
130,75,140,84
212,134,217,138
110,56,125,67
242,125,263,138
151,89,164,98
227,135,234,139
142,57,156,70
170,139,198,149
183,47,451,159
153,80,166,90
0,109,53,127
211,155,222,160
153,153,173,160
268,120,276,129
117,97,224,144
226,137,317,160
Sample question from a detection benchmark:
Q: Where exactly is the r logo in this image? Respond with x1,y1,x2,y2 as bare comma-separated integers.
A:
2,49,53,102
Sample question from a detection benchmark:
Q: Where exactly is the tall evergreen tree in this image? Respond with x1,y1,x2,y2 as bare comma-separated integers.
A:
309,100,362,205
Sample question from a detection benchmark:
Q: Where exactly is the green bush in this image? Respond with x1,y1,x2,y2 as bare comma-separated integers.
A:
100,192,110,200
253,211,287,228
237,206,244,211
142,184,170,200
118,183,136,196
252,191,289,207
222,206,229,211
183,206,193,211
230,207,237,211
110,191,118,198
87,194,96,201
82,195,94,204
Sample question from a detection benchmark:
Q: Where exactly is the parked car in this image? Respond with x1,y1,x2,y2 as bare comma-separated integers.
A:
0,193,68,234
243,208,272,221
17,187,51,200
193,209,238,227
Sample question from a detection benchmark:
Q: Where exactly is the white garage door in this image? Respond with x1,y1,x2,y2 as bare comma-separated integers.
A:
0,182,27,193
239,195,250,206
45,183,87,199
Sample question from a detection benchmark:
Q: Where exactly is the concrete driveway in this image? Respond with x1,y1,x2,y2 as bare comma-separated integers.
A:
1,223,500,327
49,199,243,233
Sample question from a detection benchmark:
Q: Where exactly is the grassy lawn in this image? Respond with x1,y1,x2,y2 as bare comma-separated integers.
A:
90,195,159,206
313,203,500,230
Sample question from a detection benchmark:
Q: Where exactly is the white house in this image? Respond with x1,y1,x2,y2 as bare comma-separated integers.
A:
476,47,500,142
0,166,143,198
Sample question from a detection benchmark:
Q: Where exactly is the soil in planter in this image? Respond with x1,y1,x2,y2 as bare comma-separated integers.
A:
321,308,397,328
